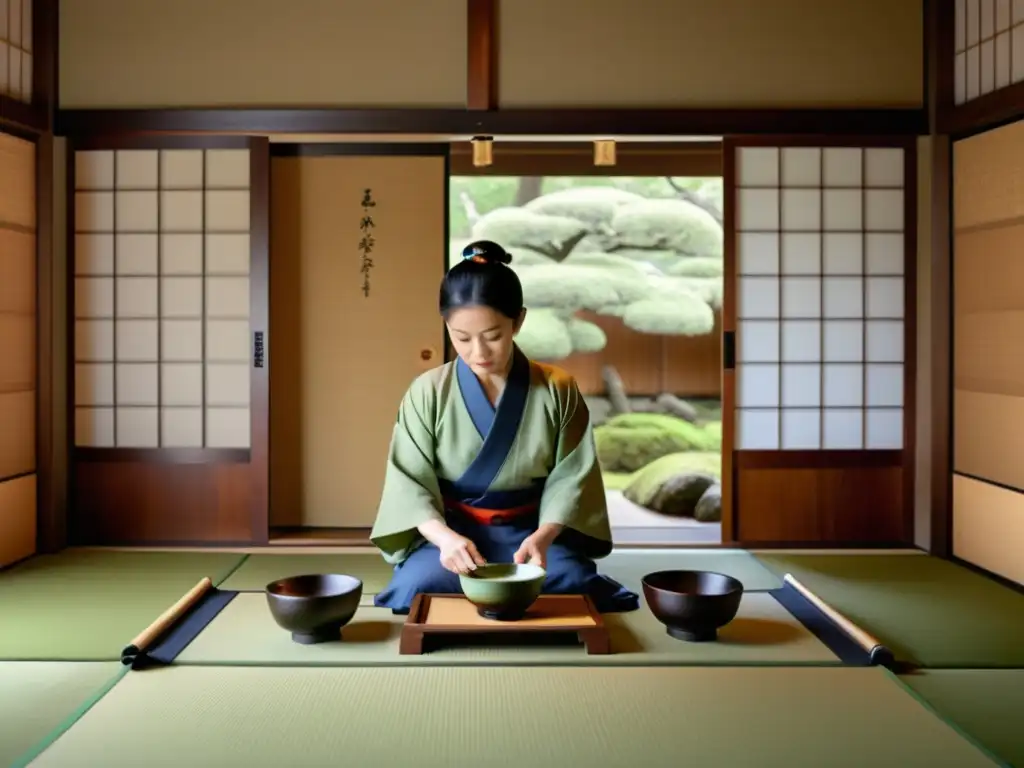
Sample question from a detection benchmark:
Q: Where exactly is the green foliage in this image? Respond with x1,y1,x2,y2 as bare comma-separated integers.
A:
514,305,607,361
610,248,683,272
523,186,643,230
668,256,724,278
565,317,607,354
595,425,691,473
516,264,630,312
622,297,715,336
594,413,717,473
605,412,718,451
472,207,587,258
562,251,652,274
680,277,724,310
449,177,518,239
450,175,725,360
515,307,574,360
601,471,634,491
542,176,712,200
631,451,722,483
703,421,723,450
610,198,723,258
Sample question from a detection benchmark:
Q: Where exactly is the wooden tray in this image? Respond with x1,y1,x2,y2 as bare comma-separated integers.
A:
399,594,611,655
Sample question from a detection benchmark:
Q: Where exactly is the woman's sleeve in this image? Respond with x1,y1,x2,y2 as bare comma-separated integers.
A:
538,375,613,558
369,376,445,564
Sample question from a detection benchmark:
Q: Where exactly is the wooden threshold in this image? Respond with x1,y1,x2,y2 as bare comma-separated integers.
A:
268,527,373,546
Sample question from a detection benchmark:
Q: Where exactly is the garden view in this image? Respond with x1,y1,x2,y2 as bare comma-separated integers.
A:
450,175,724,541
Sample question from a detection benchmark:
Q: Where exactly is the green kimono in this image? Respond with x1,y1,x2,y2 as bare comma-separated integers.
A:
370,347,638,614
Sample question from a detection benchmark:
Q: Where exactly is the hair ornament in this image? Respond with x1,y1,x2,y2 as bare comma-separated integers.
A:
459,240,512,267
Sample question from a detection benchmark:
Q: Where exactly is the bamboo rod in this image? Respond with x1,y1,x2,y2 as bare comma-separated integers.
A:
123,577,213,658
784,573,895,667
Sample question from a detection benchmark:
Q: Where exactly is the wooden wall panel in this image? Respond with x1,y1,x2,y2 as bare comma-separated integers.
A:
662,314,723,397
0,475,36,566
59,0,468,109
725,138,916,545
498,0,922,108
72,461,252,543
0,314,35,391
0,132,36,227
0,228,35,315
735,457,904,544
561,311,722,398
952,119,1024,586
0,130,37,567
953,474,1024,585
0,391,35,479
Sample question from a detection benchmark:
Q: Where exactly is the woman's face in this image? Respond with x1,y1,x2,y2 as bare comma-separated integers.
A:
446,305,525,377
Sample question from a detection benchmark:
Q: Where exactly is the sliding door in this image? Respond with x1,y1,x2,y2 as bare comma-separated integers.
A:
70,137,269,544
269,145,448,530
723,138,915,544
0,130,36,565
952,120,1024,587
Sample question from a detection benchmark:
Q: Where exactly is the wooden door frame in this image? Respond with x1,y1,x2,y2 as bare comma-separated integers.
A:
452,143,730,544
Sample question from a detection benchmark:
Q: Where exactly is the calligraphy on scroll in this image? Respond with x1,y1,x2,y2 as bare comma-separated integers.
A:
358,189,376,297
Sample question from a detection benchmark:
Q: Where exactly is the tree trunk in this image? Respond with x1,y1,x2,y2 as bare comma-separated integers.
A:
515,176,544,206
603,365,632,416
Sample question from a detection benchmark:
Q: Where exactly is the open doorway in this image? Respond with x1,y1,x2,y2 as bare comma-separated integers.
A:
449,141,724,545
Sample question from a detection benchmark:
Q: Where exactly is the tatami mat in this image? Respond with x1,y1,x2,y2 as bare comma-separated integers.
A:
26,666,999,767
754,553,1024,667
899,669,1024,768
218,547,783,596
177,592,839,667
601,547,783,591
0,550,245,660
0,661,127,768
218,553,396,592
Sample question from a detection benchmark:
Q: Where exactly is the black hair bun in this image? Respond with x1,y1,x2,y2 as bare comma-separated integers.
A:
461,240,513,266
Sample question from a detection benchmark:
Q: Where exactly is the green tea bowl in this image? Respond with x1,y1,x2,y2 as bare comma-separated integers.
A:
459,563,546,621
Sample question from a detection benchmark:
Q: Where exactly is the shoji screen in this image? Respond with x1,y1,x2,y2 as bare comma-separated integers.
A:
727,139,914,544
734,145,907,451
0,0,33,103
952,120,1024,587
70,137,268,545
954,0,1024,106
73,146,252,450
0,130,36,566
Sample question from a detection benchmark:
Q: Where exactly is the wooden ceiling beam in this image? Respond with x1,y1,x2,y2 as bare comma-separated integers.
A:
467,0,498,110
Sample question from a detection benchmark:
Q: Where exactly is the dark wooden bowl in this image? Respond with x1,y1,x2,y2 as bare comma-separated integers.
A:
265,574,363,644
641,570,744,642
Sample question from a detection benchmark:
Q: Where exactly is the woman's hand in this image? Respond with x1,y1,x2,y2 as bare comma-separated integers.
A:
438,532,487,574
513,523,563,569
